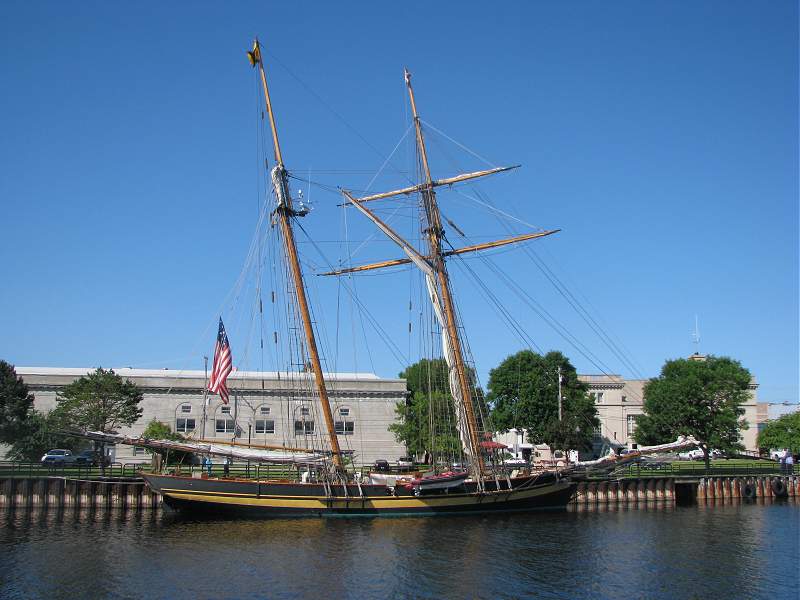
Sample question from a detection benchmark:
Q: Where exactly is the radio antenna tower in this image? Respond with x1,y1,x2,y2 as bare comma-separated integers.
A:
691,315,701,355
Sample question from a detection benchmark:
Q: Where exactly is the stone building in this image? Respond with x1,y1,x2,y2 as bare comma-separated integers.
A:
13,367,408,466
582,368,760,454
498,360,760,459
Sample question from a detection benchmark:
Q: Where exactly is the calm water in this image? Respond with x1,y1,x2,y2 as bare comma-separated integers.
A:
1,502,798,600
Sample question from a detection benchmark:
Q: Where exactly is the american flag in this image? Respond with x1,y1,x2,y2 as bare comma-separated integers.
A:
208,318,233,404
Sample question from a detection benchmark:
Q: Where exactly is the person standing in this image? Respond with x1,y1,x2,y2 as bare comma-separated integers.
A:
786,453,794,475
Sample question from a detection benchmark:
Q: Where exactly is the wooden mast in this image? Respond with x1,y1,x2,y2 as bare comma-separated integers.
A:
404,69,485,477
248,40,344,472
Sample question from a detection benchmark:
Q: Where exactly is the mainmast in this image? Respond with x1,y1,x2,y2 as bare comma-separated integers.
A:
404,69,485,477
248,40,344,473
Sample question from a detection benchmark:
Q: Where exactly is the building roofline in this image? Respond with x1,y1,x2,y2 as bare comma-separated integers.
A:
14,366,405,384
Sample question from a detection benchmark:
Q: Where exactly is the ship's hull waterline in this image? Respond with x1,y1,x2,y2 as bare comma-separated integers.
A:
142,472,575,517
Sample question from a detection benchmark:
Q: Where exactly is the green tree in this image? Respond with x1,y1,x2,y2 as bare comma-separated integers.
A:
9,411,76,462
54,368,144,472
757,411,800,453
389,359,462,462
389,390,462,460
488,350,599,452
634,355,751,469
399,358,451,396
141,418,184,442
0,360,35,445
55,368,143,433
141,418,190,465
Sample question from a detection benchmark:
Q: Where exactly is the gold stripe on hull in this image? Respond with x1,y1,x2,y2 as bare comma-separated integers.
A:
161,482,571,511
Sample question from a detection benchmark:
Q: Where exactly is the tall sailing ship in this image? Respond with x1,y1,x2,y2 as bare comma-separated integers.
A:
102,39,576,516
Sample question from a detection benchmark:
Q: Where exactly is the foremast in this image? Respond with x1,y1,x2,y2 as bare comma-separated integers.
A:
248,40,345,473
404,69,486,478
335,70,557,482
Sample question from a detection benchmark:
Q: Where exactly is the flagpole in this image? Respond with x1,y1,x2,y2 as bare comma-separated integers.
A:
202,355,209,440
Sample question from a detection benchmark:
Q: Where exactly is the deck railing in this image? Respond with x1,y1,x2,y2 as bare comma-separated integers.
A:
0,461,145,479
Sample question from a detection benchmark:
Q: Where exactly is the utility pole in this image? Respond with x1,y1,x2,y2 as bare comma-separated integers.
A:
557,365,563,422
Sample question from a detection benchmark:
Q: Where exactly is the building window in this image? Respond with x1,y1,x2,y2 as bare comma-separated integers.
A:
220,406,231,414
176,418,196,433
180,404,192,413
621,395,627,403
294,420,314,435
590,392,604,404
133,446,146,456
255,419,275,434
335,421,354,435
339,407,350,417
260,406,271,416
627,414,639,436
216,419,235,433
300,406,310,416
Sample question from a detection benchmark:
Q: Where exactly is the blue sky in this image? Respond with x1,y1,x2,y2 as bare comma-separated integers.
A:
1,1,797,404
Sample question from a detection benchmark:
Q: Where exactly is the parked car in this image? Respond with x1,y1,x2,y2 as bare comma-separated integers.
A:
373,459,390,472
770,449,789,461
503,457,528,467
678,449,705,461
396,457,414,471
73,449,104,467
40,449,76,465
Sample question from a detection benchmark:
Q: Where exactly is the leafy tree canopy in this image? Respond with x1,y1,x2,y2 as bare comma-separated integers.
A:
392,358,494,462
757,411,800,452
0,360,35,445
634,355,752,464
142,418,184,442
399,358,453,397
487,350,598,452
141,418,189,463
55,368,143,433
388,390,461,460
9,410,77,462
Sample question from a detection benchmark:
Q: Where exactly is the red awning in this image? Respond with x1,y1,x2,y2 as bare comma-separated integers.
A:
480,441,508,450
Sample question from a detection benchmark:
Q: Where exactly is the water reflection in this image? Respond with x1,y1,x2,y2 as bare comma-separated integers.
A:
1,503,797,600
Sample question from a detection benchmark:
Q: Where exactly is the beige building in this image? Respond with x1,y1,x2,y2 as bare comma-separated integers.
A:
497,360,760,459
13,367,408,466
581,367,760,454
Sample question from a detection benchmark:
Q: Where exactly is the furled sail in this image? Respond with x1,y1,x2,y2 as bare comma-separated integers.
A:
424,274,472,461
345,194,473,459
570,435,701,471
81,431,331,465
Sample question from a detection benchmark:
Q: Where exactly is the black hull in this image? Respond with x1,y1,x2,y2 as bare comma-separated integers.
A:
142,472,575,518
